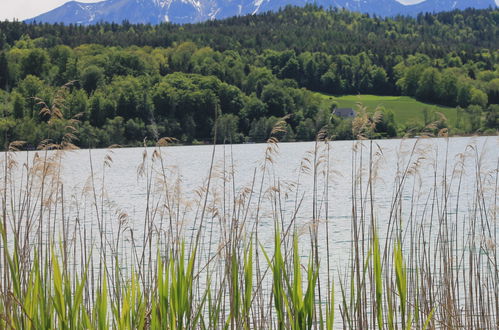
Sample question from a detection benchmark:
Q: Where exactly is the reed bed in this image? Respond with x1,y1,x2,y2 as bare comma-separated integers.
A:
0,123,497,329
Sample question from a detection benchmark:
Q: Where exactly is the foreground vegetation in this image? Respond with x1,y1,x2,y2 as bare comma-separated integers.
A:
0,6,498,148
0,110,497,328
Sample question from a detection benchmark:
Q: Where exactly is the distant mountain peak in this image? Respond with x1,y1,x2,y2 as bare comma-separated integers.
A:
26,0,497,25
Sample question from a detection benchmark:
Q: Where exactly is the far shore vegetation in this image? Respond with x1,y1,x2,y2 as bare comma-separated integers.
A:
0,6,497,149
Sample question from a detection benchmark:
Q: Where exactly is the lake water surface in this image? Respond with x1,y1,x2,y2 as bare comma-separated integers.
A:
47,136,498,254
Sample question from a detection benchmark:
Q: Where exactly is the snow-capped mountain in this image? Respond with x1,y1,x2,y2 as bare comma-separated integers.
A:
25,0,497,25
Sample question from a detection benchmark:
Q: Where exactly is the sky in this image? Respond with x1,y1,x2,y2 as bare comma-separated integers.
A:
0,0,497,21
0,0,103,21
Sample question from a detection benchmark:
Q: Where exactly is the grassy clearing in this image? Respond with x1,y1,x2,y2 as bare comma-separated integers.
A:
315,93,458,126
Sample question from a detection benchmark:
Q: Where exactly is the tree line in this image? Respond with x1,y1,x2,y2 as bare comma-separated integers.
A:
0,6,497,148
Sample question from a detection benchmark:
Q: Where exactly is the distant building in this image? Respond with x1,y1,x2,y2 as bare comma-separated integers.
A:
333,107,356,118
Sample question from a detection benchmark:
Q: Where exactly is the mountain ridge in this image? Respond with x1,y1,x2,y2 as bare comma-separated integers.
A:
25,0,498,25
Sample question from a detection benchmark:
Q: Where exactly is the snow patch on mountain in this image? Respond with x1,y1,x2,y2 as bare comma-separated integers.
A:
252,0,265,14
209,8,221,19
155,0,170,7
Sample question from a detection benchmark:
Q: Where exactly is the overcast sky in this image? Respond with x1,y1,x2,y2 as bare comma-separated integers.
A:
0,0,497,21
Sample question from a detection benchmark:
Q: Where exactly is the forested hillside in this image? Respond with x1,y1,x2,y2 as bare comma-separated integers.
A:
0,6,497,148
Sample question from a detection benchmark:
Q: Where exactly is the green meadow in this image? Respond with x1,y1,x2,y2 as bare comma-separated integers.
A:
316,93,458,126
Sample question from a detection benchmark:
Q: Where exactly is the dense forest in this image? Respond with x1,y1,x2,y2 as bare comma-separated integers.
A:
0,6,497,148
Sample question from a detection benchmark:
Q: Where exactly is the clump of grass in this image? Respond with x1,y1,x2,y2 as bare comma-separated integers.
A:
151,242,203,329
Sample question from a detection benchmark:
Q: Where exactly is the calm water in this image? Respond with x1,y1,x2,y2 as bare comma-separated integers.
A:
7,135,498,262
41,137,495,217
51,135,497,242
